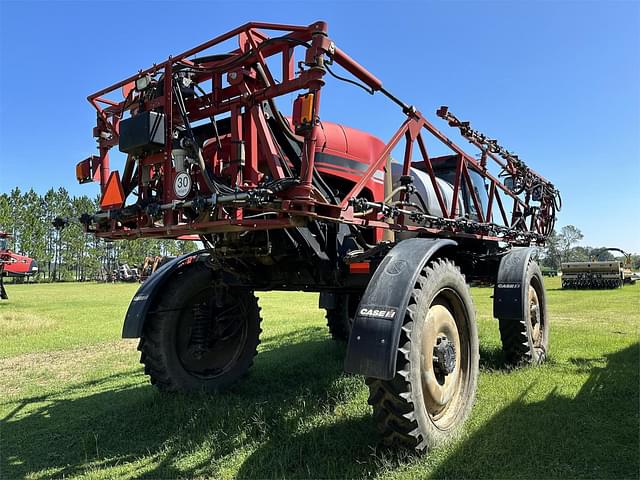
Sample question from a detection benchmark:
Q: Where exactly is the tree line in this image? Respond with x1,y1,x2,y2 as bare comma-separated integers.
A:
1,187,637,282
538,225,639,270
0,188,195,282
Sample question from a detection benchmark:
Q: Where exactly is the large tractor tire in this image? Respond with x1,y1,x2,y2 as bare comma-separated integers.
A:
138,264,262,392
498,259,549,365
366,259,479,452
325,293,360,341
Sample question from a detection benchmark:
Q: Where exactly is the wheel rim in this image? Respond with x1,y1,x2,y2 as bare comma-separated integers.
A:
176,288,248,379
529,279,547,362
420,289,470,430
529,285,541,346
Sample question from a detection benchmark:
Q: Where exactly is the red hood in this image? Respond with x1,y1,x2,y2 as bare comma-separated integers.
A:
1,251,38,276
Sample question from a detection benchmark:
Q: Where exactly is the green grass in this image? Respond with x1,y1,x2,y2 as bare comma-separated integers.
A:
1,279,638,479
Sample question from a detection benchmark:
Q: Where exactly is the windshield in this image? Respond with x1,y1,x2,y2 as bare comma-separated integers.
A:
0,238,7,250
433,163,489,221
467,169,489,220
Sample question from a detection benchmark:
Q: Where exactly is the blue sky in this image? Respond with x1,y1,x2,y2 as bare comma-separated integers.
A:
0,0,638,251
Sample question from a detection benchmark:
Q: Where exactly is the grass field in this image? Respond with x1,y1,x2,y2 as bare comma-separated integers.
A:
1,278,638,479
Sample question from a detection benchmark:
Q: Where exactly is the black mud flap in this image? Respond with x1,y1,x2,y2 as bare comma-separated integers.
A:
344,238,457,380
493,247,534,320
0,275,7,300
122,250,209,338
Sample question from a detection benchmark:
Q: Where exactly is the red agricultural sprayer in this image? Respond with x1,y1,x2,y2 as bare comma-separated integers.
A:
73,21,560,451
0,232,39,299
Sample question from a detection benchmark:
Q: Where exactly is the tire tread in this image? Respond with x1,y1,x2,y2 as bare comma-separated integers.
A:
366,258,476,451
137,264,261,392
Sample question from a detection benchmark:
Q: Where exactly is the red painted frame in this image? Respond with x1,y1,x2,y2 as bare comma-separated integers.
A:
83,21,558,246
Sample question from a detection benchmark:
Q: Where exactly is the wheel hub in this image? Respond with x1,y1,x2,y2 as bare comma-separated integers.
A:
421,303,462,413
433,337,456,376
177,291,248,378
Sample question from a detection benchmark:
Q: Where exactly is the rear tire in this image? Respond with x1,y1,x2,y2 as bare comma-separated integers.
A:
498,260,549,365
325,293,359,341
366,259,479,452
138,264,262,392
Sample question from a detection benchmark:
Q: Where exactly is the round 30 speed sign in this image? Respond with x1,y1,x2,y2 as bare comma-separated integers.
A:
174,172,192,199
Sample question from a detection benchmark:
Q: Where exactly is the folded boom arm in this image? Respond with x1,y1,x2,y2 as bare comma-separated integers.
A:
77,20,559,246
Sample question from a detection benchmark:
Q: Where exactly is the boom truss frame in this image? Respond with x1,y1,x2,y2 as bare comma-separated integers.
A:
81,20,559,246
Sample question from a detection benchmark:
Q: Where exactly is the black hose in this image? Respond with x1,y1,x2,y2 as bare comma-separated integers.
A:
194,83,223,154
253,62,304,145
325,62,374,95
412,190,430,214
172,80,229,195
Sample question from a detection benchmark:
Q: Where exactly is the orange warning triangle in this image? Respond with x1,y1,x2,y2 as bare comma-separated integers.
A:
100,171,125,210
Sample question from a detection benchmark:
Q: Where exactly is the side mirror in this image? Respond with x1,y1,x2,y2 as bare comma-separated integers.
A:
504,176,515,191
532,185,543,202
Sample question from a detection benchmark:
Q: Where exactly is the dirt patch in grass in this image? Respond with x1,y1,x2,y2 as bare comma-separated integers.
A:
0,311,57,336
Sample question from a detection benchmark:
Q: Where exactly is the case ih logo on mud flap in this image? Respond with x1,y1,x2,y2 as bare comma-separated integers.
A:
359,306,397,320
497,283,521,289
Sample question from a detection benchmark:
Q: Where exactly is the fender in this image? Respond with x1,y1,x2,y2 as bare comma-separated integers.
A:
122,250,209,338
344,237,457,380
493,247,535,320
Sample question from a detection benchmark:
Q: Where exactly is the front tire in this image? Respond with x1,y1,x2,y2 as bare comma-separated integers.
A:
138,264,262,392
367,259,479,452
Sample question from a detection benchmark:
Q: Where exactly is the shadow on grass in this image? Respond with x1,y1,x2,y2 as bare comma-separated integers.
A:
432,342,640,479
479,345,510,371
3,331,638,479
1,328,390,479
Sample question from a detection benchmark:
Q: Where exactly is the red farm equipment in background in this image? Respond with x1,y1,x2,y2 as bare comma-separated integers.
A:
0,232,39,299
71,21,561,452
